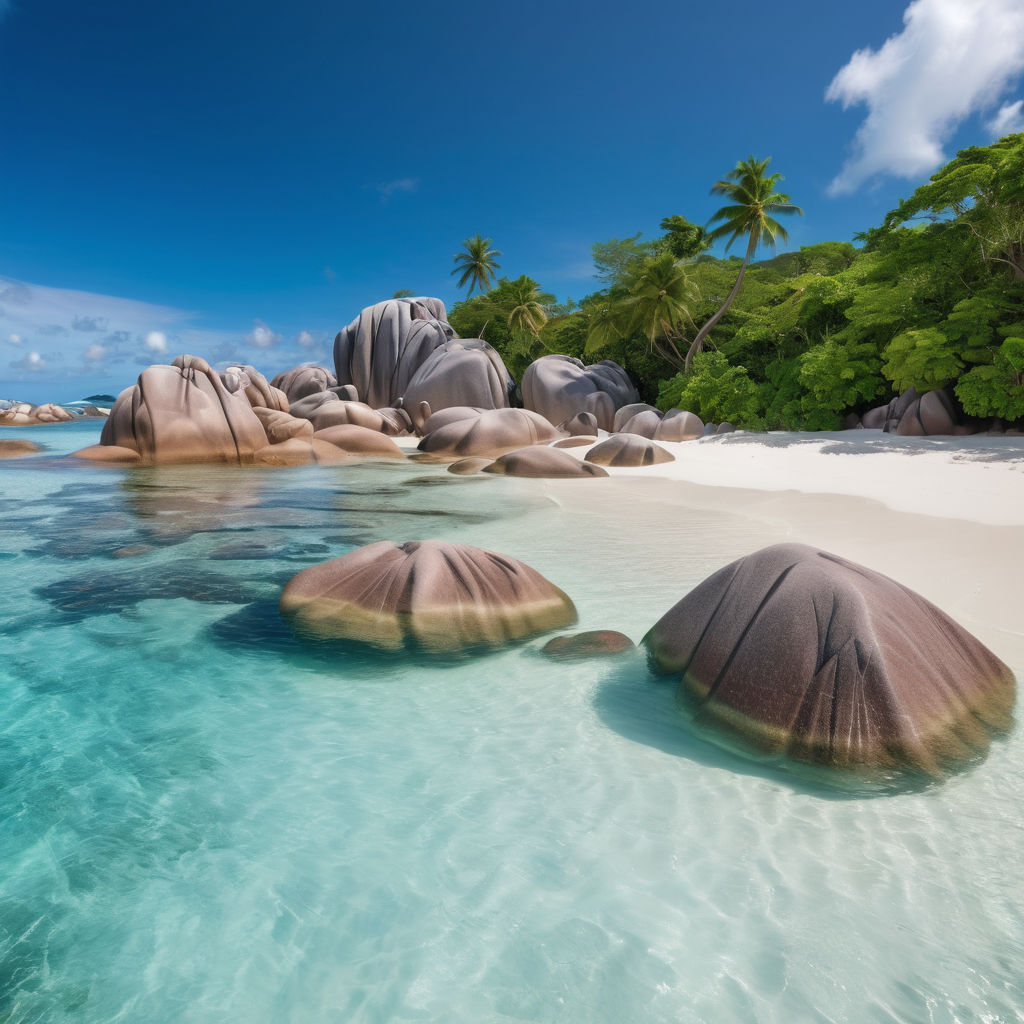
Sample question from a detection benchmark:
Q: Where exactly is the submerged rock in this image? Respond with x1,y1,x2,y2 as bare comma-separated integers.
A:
541,630,635,660
0,439,42,458
644,543,1016,779
280,539,577,652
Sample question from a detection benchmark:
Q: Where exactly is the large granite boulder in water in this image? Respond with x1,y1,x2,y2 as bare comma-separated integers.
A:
521,355,638,431
74,355,268,465
333,297,455,409
644,543,1016,779
271,365,339,403
0,401,74,425
400,339,513,430
417,408,562,457
280,539,577,653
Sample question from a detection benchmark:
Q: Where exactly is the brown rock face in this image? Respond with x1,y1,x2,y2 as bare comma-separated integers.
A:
292,394,395,434
541,630,635,660
655,409,703,442
222,365,289,412
400,339,513,429
311,424,405,456
482,446,609,478
612,403,660,432
0,402,73,425
271,365,339,402
83,355,268,464
895,389,958,437
558,411,600,436
417,408,563,457
333,298,454,410
644,543,1016,779
252,407,314,444
585,434,675,467
617,409,663,438
521,355,639,431
279,539,577,652
420,406,483,436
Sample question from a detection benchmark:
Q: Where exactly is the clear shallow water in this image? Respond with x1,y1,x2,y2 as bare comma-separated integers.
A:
1,422,1023,1024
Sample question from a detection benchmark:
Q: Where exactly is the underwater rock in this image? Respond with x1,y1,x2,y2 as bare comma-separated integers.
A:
417,408,562,458
541,630,635,660
482,446,609,478
0,439,42,458
644,542,1016,778
74,355,268,464
521,355,638,432
400,339,513,430
333,297,454,409
279,539,577,652
585,434,674,467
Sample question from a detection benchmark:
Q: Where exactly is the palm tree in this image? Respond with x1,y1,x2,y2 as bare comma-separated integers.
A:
684,156,802,372
451,235,502,295
505,275,548,342
623,251,696,371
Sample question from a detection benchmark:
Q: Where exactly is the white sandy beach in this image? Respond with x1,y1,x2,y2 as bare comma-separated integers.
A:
402,429,1024,674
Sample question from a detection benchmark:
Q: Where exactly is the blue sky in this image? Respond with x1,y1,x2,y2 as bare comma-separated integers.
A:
2,0,1024,401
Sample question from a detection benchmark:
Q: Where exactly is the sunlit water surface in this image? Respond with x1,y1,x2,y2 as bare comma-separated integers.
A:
1,422,1022,1024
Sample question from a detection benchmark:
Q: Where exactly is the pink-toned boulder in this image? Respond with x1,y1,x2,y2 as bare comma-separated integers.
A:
558,411,600,436
420,406,483,435
617,409,663,438
542,630,635,660
74,355,268,464
613,403,660,432
400,339,513,430
654,409,703,442
418,408,563,458
521,355,638,431
645,543,1016,778
312,424,405,457
0,402,73,425
585,434,674,467
333,297,454,410
222,364,289,412
252,407,314,444
482,446,608,478
292,393,394,434
279,539,577,652
271,365,338,402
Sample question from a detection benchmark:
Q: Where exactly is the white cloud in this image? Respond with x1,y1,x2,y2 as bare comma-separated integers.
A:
145,330,168,353
247,321,280,349
11,351,45,372
84,343,107,362
987,98,1024,137
6,333,20,345
296,330,316,349
376,177,419,202
826,0,1024,194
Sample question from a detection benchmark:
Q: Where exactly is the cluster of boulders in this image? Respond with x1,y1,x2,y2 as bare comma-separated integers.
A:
67,295,715,470
847,386,1023,436
277,536,1016,784
1,400,77,425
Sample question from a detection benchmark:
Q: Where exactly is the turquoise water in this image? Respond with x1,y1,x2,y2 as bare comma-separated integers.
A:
1,422,1023,1024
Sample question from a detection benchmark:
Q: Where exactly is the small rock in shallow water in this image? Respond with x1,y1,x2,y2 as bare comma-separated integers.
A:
541,631,635,660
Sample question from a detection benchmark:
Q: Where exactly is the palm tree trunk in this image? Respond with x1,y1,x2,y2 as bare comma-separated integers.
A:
684,229,758,374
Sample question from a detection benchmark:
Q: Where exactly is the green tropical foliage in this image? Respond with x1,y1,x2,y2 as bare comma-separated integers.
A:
448,135,1024,430
451,235,502,294
685,156,803,372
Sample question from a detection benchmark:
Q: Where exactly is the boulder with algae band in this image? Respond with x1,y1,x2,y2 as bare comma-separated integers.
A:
280,540,577,653
644,543,1016,778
